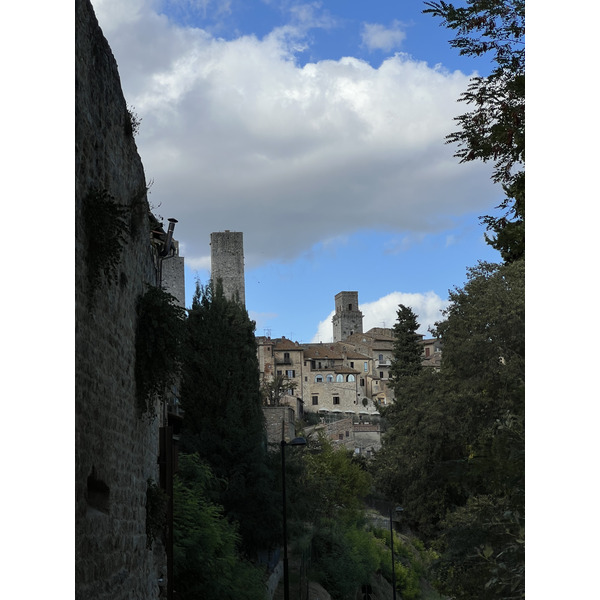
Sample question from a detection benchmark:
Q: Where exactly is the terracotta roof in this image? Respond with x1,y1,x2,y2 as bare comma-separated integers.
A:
274,337,301,350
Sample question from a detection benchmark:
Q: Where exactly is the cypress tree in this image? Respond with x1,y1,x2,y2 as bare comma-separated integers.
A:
389,304,422,389
180,280,279,555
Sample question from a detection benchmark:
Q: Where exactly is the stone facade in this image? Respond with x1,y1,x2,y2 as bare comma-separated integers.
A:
210,230,245,305
76,0,169,597
161,239,185,308
332,291,364,342
263,404,297,448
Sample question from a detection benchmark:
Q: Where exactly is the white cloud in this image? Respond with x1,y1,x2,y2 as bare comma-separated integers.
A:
361,20,407,52
90,0,495,270
311,291,448,343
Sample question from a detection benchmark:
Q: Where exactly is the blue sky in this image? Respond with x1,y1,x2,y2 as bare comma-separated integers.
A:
91,0,504,342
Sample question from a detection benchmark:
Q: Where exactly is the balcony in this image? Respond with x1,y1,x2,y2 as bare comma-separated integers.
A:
275,358,292,365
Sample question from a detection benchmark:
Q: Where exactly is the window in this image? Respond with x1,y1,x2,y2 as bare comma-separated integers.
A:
333,396,340,405
339,434,344,440
277,370,282,376
379,354,384,362
347,374,355,382
326,374,334,382
312,396,318,405
348,304,353,310
360,378,365,386
364,362,368,372
286,369,295,378
346,431,349,438
336,374,344,382
380,371,384,379
315,375,323,383
425,347,430,357
304,376,308,382
350,361,354,368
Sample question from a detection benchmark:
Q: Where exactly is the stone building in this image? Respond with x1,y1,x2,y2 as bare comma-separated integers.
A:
332,291,364,342
76,1,183,597
210,230,245,305
257,290,443,418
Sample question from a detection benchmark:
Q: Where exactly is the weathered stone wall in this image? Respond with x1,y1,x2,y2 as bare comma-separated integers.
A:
75,0,165,597
210,230,246,305
263,405,296,447
161,240,185,308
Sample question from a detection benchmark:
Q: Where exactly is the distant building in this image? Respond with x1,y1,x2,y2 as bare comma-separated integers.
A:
332,291,364,342
257,290,443,415
210,230,245,305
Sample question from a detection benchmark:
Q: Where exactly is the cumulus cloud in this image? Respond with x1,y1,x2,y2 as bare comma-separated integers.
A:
361,20,407,52
91,0,494,270
311,291,448,343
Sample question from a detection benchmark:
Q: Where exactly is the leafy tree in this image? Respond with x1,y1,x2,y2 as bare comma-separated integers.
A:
311,521,381,600
260,372,297,406
424,0,525,262
173,453,267,599
180,280,280,555
300,432,372,521
373,260,524,599
389,304,423,386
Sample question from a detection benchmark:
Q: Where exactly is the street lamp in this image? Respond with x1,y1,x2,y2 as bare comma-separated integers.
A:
281,437,307,600
390,506,404,600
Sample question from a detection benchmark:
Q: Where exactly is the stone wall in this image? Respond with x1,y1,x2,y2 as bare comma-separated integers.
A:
263,405,296,447
75,0,166,598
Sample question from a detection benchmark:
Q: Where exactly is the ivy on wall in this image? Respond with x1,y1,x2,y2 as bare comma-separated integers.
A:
82,188,129,297
135,285,186,419
146,478,169,549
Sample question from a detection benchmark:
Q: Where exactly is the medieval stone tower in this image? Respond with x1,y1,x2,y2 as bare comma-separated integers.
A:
210,230,246,305
332,291,364,342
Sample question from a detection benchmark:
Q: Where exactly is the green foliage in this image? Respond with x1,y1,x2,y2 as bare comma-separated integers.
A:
424,0,525,262
82,189,129,296
301,433,372,520
260,372,297,406
311,521,381,600
173,453,266,599
389,304,423,387
145,478,168,549
373,259,524,599
134,285,186,419
433,495,524,600
180,280,280,555
377,529,440,600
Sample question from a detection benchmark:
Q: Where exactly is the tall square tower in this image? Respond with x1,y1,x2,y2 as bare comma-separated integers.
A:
210,230,246,305
332,291,363,342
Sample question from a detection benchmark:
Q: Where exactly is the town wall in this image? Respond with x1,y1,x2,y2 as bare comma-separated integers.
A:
76,0,166,597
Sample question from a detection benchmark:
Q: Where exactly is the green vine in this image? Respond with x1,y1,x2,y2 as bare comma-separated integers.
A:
83,189,129,297
146,478,169,549
135,285,186,419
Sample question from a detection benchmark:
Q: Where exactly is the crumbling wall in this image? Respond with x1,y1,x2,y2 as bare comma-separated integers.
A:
75,0,166,597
